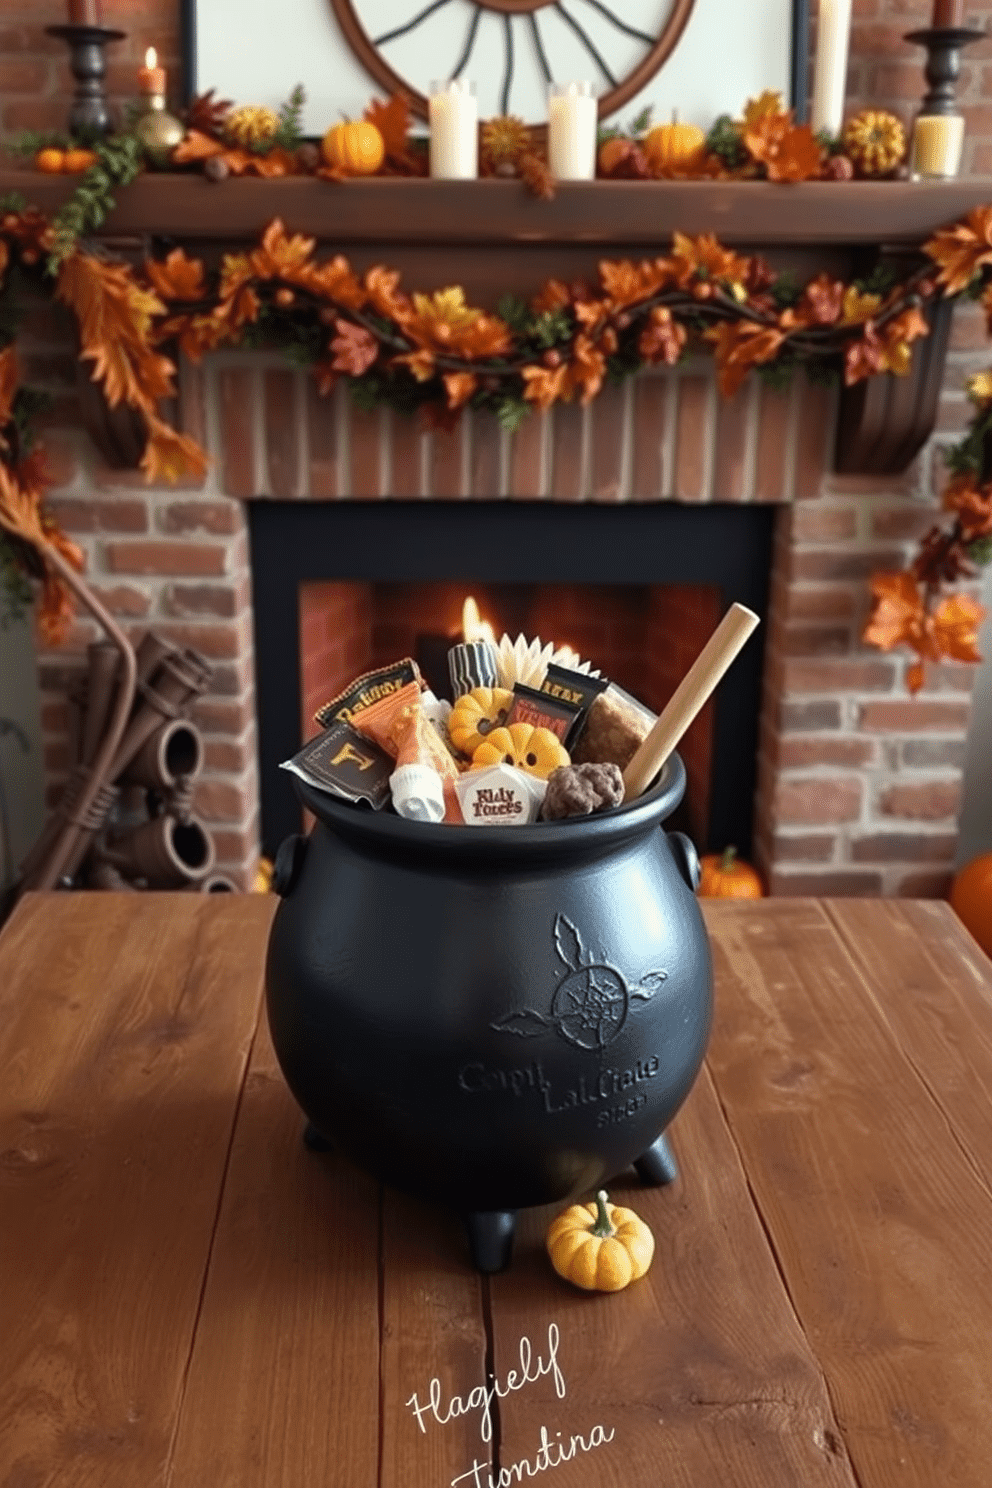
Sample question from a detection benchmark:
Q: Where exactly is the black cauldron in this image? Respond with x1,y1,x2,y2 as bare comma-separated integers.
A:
265,754,712,1271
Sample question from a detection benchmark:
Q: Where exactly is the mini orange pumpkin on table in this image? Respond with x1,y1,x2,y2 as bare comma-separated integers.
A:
697,846,764,899
546,1189,654,1292
321,119,385,175
949,854,992,958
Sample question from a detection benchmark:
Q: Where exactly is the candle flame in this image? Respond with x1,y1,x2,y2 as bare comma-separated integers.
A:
145,46,157,68
462,596,496,646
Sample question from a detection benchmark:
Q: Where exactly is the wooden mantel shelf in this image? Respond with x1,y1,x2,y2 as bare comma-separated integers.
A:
6,169,991,476
2,170,989,247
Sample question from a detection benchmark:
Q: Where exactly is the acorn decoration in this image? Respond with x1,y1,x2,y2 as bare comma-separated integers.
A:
225,104,281,149
842,109,906,178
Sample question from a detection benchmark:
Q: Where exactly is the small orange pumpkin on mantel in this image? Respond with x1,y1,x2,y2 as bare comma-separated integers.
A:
642,112,707,176
321,119,385,176
697,846,765,899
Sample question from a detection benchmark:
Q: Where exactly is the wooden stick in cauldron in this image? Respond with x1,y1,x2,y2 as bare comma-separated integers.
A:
622,603,761,800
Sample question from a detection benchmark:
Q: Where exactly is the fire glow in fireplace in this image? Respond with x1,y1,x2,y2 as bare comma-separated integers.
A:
248,501,773,859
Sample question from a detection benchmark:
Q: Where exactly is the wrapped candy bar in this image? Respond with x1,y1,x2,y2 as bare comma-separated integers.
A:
448,640,500,698
281,720,393,810
455,764,547,826
348,678,463,823
571,683,656,772
315,658,422,729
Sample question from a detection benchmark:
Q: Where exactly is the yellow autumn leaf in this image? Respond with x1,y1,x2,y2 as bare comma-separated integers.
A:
841,286,882,325
966,369,992,405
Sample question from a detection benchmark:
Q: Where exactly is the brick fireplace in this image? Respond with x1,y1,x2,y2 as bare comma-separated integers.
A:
31,317,983,896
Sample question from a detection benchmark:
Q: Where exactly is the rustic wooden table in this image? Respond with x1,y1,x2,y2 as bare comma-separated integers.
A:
2,893,992,1488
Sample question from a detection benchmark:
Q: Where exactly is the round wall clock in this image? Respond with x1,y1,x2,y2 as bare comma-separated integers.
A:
329,0,696,123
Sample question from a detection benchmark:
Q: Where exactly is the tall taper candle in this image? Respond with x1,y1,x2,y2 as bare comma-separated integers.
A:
932,0,965,25
811,0,853,137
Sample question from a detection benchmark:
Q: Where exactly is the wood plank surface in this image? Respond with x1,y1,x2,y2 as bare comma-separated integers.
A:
488,1065,859,1488
702,898,992,1488
166,1016,383,1488
824,900,992,1192
0,892,272,1488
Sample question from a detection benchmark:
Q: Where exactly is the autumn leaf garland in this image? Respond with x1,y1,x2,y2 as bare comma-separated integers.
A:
2,200,992,675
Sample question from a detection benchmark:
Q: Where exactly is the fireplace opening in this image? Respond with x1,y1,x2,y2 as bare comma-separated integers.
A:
249,501,774,859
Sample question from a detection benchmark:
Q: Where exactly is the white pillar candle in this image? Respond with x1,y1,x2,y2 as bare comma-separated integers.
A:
811,0,853,138
429,79,478,180
547,81,597,181
910,113,965,178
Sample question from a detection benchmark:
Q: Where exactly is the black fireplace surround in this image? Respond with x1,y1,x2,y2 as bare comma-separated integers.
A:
249,501,774,859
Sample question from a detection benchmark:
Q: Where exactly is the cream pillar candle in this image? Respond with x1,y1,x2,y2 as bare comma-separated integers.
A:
811,0,853,137
548,81,597,180
911,113,965,178
429,79,477,179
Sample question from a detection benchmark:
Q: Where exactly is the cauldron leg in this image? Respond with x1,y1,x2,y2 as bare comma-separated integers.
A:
634,1131,679,1186
302,1121,332,1152
464,1210,517,1273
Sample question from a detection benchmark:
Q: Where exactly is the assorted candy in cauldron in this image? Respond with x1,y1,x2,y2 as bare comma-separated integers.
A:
265,606,759,1271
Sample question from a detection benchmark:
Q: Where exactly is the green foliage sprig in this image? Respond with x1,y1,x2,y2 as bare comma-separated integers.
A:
46,133,145,271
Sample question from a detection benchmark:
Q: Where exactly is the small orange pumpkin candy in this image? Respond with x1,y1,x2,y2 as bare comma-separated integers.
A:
547,1189,655,1292
697,846,764,899
642,113,707,175
949,854,992,958
321,119,385,176
448,686,514,757
472,723,569,779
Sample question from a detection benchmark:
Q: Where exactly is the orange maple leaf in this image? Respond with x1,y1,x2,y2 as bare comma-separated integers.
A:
924,206,992,294
930,592,985,663
599,257,672,310
330,318,379,376
706,320,785,396
780,272,844,329
300,253,365,311
140,412,210,485
0,460,83,644
250,218,316,281
879,305,930,376
447,314,513,360
530,280,572,316
638,306,686,366
843,325,888,385
943,473,992,539
745,113,822,183
144,247,206,304
670,233,750,297
365,265,412,324
863,571,925,652
521,362,573,411
364,95,411,161
56,252,175,412
444,371,477,409
171,128,226,164
570,333,607,405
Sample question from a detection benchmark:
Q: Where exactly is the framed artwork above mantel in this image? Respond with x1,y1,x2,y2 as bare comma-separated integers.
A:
182,0,809,135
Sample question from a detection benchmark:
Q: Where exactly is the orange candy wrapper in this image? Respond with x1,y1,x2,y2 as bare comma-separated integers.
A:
350,680,464,823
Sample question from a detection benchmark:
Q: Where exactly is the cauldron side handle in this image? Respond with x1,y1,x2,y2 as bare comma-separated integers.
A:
665,830,701,893
271,832,309,897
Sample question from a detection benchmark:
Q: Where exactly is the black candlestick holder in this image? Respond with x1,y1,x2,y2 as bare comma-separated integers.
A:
45,23,126,138
904,25,985,115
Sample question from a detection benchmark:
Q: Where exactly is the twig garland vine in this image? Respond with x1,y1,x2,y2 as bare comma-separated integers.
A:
1,195,991,686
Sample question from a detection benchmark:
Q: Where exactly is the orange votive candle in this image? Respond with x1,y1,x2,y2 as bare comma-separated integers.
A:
138,46,166,95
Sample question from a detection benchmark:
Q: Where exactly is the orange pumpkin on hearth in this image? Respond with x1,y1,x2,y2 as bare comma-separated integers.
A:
697,847,764,899
949,855,992,957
